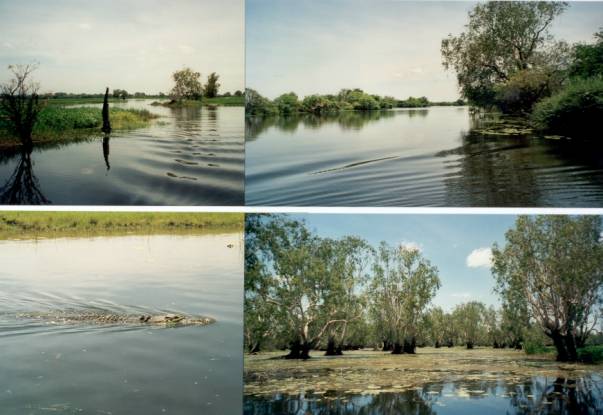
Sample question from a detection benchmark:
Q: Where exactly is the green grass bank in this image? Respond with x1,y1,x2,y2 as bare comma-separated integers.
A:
0,212,243,240
0,106,160,149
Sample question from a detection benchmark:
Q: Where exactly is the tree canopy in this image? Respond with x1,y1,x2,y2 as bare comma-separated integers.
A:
492,215,603,361
441,1,568,107
170,67,203,101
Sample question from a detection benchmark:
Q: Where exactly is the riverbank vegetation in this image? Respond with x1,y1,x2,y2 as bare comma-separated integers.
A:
245,88,464,116
0,211,243,239
0,65,162,149
0,106,159,148
441,1,602,139
151,67,243,108
245,214,603,363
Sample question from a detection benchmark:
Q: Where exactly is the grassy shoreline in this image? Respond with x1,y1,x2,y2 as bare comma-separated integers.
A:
0,212,243,240
151,96,244,107
0,106,160,150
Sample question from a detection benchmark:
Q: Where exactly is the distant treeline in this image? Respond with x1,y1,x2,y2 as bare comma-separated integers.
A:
246,88,465,116
42,89,244,101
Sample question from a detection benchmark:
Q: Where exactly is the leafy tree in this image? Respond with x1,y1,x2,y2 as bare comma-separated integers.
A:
170,67,203,101
493,67,565,114
234,90,243,97
204,72,220,98
244,214,371,359
320,236,372,355
274,92,300,114
112,89,128,100
0,64,45,147
569,30,603,79
453,301,488,349
245,88,277,116
370,242,440,354
441,1,567,107
492,216,603,361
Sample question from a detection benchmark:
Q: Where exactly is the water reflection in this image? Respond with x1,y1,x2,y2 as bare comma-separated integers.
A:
102,135,110,170
244,375,603,415
0,150,50,204
245,106,603,207
0,100,244,205
246,110,398,140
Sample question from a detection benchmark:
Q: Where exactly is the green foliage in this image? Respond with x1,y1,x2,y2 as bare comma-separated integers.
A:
245,88,278,116
577,345,603,364
494,68,563,114
274,92,300,114
398,96,430,108
492,216,603,362
170,67,203,101
531,76,603,139
204,72,221,98
369,242,441,353
442,1,568,107
452,301,488,348
32,107,158,134
0,212,242,239
569,31,603,79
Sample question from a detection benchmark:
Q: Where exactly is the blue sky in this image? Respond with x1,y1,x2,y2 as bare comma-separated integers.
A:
247,0,603,100
0,0,244,94
291,213,517,311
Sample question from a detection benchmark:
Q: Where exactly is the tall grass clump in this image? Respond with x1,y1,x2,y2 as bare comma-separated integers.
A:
577,345,603,364
531,77,603,139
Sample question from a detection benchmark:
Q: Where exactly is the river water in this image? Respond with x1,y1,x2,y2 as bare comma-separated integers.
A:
245,375,603,414
0,100,244,205
0,233,243,415
245,107,603,207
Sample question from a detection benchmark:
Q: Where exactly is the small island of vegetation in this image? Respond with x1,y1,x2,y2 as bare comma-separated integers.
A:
246,87,465,116
151,67,243,108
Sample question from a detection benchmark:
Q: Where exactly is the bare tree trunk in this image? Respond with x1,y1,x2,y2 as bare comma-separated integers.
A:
101,87,111,134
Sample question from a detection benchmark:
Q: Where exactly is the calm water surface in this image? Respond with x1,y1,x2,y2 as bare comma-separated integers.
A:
0,100,244,205
245,107,603,207
245,375,603,414
0,233,243,415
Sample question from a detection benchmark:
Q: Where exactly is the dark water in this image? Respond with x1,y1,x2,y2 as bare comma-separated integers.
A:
0,233,243,415
245,108,603,207
244,375,603,415
0,100,244,205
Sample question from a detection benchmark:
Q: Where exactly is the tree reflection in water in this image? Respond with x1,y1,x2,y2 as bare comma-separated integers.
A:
244,375,603,415
0,149,50,204
246,110,402,141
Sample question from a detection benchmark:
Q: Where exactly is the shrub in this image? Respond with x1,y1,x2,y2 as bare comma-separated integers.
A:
577,345,603,364
494,68,562,114
274,92,300,114
531,77,603,139
245,88,277,116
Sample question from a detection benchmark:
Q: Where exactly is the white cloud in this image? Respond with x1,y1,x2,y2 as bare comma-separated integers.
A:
77,23,91,30
466,247,493,268
399,241,422,253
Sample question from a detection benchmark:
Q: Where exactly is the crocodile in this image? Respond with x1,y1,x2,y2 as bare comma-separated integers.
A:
15,311,215,327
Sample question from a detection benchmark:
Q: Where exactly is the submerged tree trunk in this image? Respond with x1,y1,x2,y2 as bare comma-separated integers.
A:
466,341,474,350
285,339,312,360
391,342,404,354
382,340,393,352
550,331,578,362
403,337,416,354
435,340,441,348
324,337,343,356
